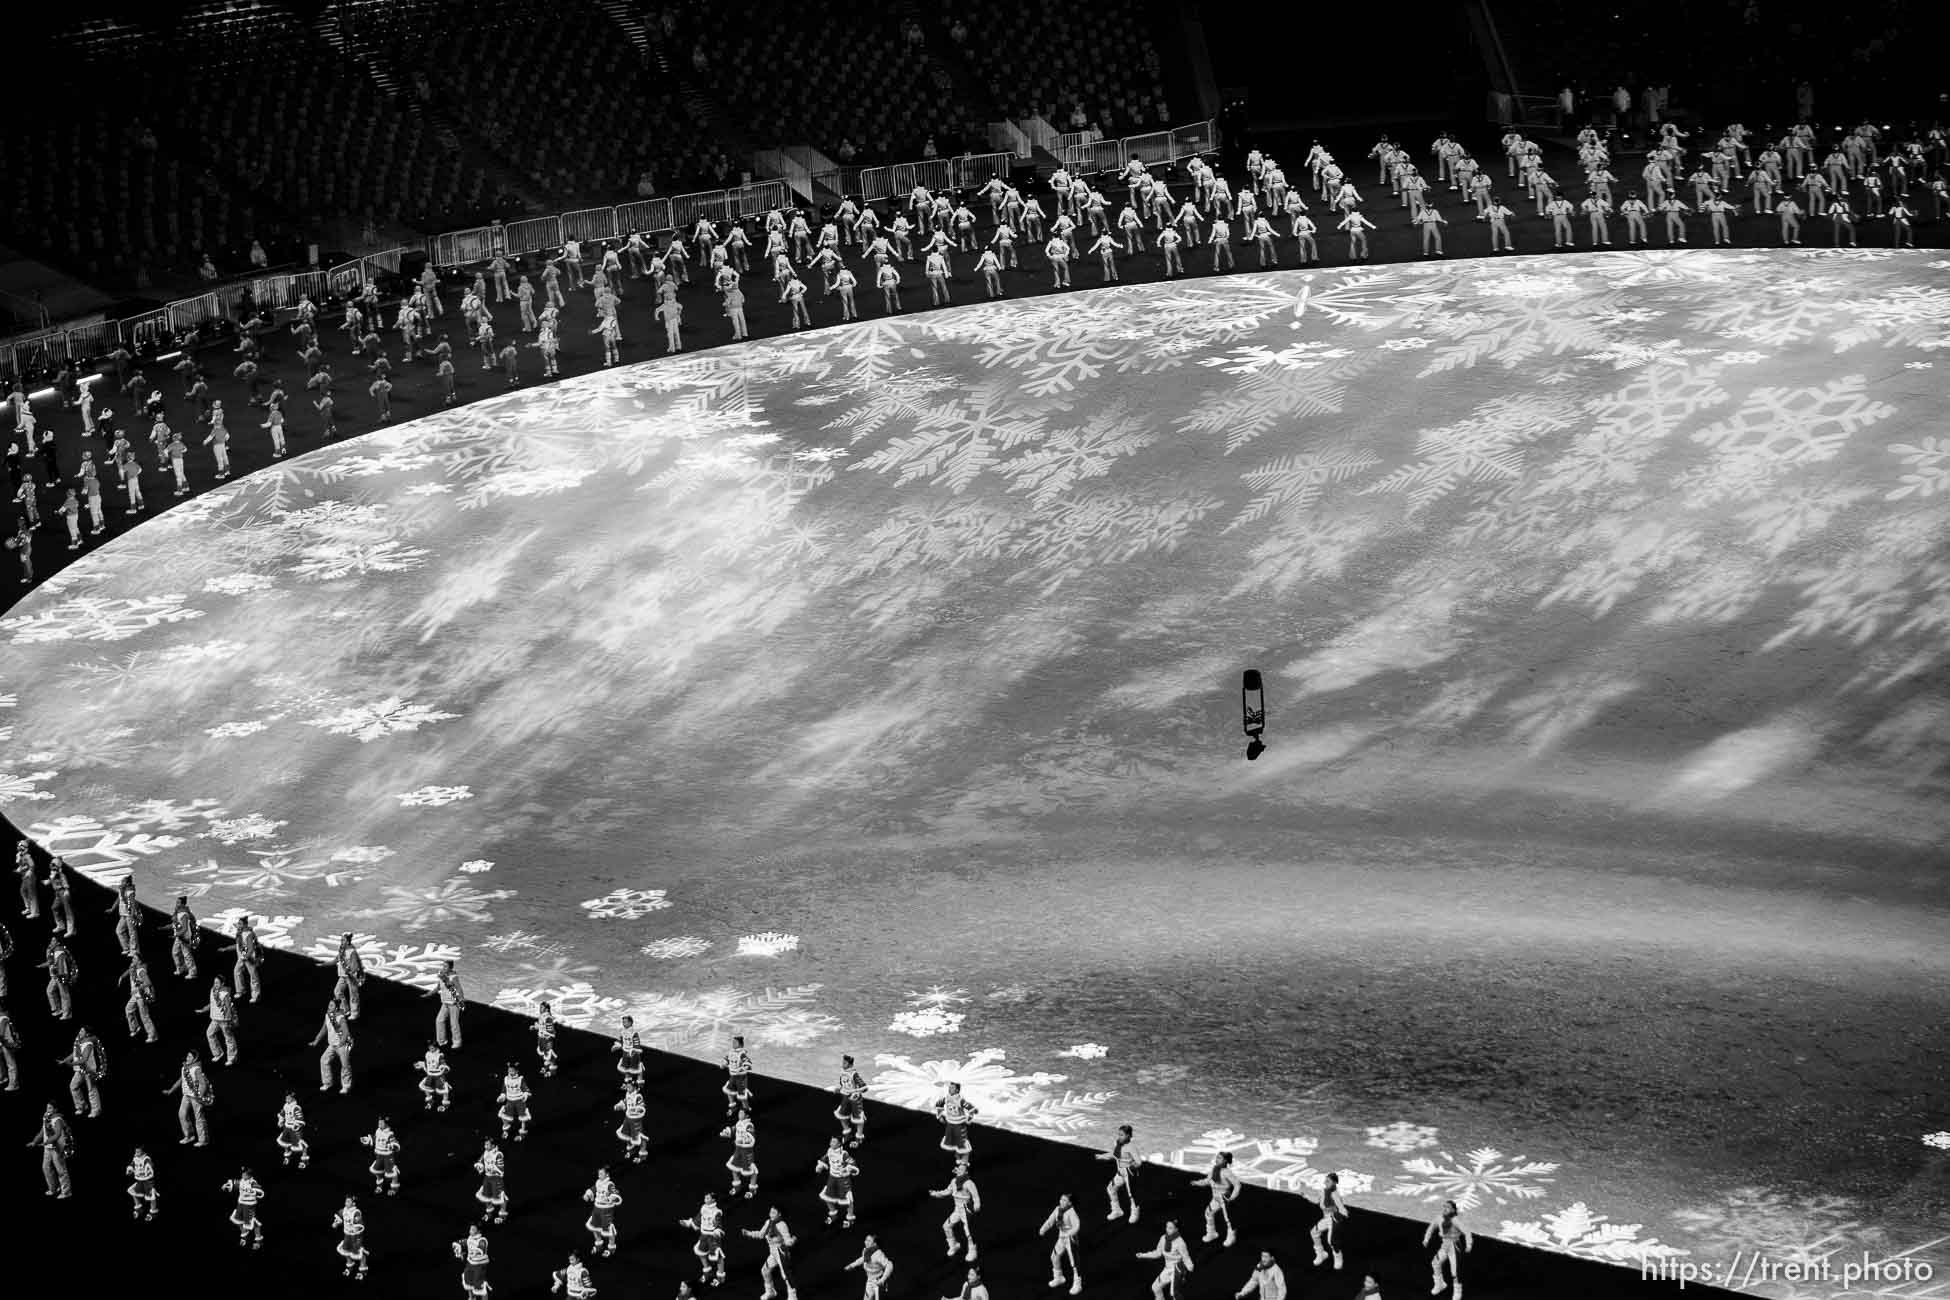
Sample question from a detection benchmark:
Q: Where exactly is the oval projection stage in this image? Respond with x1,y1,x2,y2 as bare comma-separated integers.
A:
6,252,1950,1290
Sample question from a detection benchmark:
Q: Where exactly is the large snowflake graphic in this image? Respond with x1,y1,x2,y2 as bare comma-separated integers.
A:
1386,1147,1561,1211
0,770,58,803
304,698,462,743
609,984,840,1051
869,1048,1115,1135
6,594,205,644
303,935,460,990
199,909,304,949
354,877,515,931
578,888,673,920
1501,1203,1689,1263
492,983,629,1028
23,815,184,879
109,799,228,834
1146,1129,1327,1192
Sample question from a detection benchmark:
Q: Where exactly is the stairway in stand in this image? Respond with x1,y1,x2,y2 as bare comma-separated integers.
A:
595,0,652,62
313,12,401,100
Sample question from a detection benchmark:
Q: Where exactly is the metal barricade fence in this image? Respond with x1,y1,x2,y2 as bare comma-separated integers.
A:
1122,130,1173,167
252,270,329,311
729,180,788,217
365,246,413,275
808,167,864,200
562,206,619,244
327,260,366,295
10,331,70,376
63,319,118,361
615,197,672,235
858,165,896,200
668,188,728,232
167,293,222,332
952,152,1014,190
123,310,171,353
501,215,562,256
1171,120,1217,160
429,226,498,267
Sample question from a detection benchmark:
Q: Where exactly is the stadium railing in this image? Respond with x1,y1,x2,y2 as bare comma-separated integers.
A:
987,121,1032,159
0,123,1216,384
1057,118,1216,176
1017,116,1061,154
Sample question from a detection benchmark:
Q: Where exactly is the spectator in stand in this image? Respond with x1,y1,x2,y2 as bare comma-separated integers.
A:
199,254,219,281
1611,85,1632,125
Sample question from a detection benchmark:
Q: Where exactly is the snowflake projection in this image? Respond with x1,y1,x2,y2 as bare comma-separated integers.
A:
204,815,287,845
482,931,549,954
286,539,429,582
513,952,604,983
1831,284,1950,353
5,594,205,644
1225,444,1380,529
1362,394,1582,512
202,572,275,595
1501,1204,1690,1263
354,878,515,931
870,1048,1113,1134
304,698,461,743
1365,1122,1442,1153
578,888,673,920
22,815,183,878
0,770,58,803
1887,437,1950,501
174,849,370,899
200,909,304,949
331,846,396,864
108,799,227,834
1133,1064,1192,1087
1387,1148,1561,1211
736,932,801,956
1925,1132,1950,1150
889,1007,966,1036
205,720,270,739
459,859,493,874
1690,375,1897,483
1669,1186,1884,1272
302,935,459,990
1057,1043,1109,1060
492,983,629,1028
1146,1130,1326,1192
640,936,712,959
612,985,840,1051
906,986,972,1008
397,785,474,807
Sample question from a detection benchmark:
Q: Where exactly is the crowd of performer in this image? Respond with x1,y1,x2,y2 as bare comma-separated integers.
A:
8,115,1948,588
2,846,1490,1297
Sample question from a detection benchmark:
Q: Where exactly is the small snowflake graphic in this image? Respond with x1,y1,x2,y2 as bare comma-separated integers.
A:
641,936,712,959
201,909,304,949
306,697,461,743
889,1007,966,1037
1133,1064,1192,1087
1058,1043,1109,1060
205,720,270,739
493,983,629,1028
736,932,800,956
1501,1203,1689,1264
397,785,474,807
109,799,227,833
906,986,973,1008
204,814,287,844
1365,1122,1442,1153
331,846,396,864
203,573,275,595
482,931,548,954
579,888,672,919
1388,1147,1560,1211
459,859,494,874
1922,1132,1950,1151
355,877,515,931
